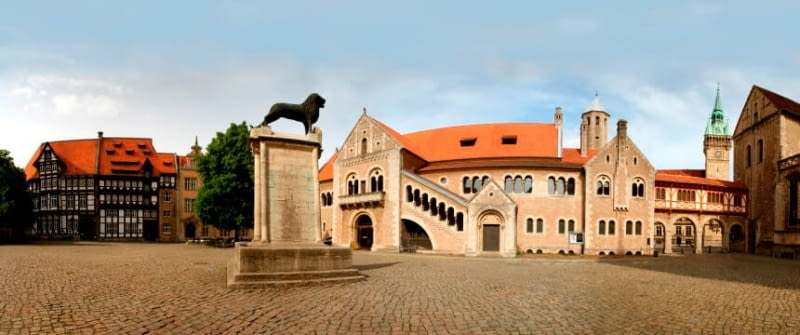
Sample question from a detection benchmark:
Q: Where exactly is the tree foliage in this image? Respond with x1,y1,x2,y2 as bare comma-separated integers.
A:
195,123,254,238
0,149,33,241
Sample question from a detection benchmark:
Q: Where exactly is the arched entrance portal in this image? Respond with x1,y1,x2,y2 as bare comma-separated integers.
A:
729,224,745,252
401,219,432,252
185,223,196,240
673,217,696,253
356,215,373,250
480,211,504,252
653,222,666,253
702,219,724,253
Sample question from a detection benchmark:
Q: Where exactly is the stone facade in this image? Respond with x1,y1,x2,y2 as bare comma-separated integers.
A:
733,86,800,258
320,95,747,257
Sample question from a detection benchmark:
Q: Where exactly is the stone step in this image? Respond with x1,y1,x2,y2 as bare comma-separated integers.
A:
232,268,362,282
228,275,365,289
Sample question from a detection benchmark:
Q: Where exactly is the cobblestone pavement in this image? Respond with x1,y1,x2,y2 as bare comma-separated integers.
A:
2,243,800,335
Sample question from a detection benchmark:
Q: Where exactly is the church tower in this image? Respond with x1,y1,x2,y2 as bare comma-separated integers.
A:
703,85,732,180
580,93,610,156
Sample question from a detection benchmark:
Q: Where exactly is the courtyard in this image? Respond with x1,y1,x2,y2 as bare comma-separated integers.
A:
1,243,799,334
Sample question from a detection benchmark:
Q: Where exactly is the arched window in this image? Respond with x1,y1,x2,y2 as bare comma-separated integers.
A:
370,177,377,192
361,138,367,155
635,221,642,235
456,213,464,231
556,177,565,195
413,189,421,206
463,177,471,193
377,175,384,191
608,220,616,235
472,176,481,193
599,220,606,235
438,203,446,220
526,218,534,233
632,178,645,198
746,145,752,167
422,194,429,211
524,176,533,194
504,176,513,193
597,176,610,195
548,177,556,195
482,176,490,188
447,207,455,225
558,219,566,234
625,220,633,235
568,219,575,232
321,193,326,205
406,185,413,202
430,198,437,215
757,139,764,163
536,218,544,233
566,178,575,195
514,176,523,193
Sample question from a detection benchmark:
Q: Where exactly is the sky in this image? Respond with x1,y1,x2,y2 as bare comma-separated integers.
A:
1,1,800,175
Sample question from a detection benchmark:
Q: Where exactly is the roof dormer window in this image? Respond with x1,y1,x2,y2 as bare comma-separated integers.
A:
460,138,477,147
501,136,517,145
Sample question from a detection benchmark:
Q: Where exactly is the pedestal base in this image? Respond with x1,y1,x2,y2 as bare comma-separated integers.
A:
227,242,364,288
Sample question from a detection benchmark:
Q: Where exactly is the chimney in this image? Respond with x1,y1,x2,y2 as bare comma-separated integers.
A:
617,120,627,139
98,131,104,139
555,107,563,158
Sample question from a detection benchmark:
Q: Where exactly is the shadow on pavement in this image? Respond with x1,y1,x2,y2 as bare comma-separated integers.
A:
352,262,400,271
597,253,800,290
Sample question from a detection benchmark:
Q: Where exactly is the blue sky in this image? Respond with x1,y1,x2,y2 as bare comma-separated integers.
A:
1,1,799,174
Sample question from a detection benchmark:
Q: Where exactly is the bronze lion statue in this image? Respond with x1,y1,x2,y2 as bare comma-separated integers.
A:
260,93,325,134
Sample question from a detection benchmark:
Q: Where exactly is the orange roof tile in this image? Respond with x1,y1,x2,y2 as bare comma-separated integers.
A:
402,122,559,162
561,148,597,165
99,138,158,176
153,153,177,175
656,171,746,190
319,151,338,182
24,140,98,180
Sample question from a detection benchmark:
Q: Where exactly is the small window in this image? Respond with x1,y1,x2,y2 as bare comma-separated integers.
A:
501,136,517,145
625,220,633,235
460,138,477,147
599,220,606,235
536,218,544,233
526,218,534,233
608,220,616,235
558,219,566,234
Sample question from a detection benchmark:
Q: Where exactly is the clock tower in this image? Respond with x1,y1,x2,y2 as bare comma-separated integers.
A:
703,84,732,180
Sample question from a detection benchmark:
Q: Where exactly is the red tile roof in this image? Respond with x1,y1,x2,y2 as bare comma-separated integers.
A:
403,122,559,162
24,140,98,180
319,151,338,182
656,170,746,190
24,136,176,180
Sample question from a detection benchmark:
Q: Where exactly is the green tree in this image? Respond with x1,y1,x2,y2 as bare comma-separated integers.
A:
0,149,33,242
195,122,253,240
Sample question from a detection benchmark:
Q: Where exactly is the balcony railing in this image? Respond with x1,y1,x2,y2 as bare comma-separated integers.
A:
655,199,746,214
339,192,385,209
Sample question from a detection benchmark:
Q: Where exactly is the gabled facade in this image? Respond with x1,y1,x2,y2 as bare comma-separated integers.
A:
733,85,800,257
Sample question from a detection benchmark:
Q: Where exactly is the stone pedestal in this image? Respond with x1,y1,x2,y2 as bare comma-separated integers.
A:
227,126,363,288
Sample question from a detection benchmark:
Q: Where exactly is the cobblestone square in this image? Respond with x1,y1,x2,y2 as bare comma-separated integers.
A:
1,242,800,334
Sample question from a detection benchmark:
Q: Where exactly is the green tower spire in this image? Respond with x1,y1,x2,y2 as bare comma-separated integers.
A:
705,83,730,135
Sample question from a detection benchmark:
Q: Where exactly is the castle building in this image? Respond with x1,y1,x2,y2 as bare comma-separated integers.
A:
733,86,800,258
320,92,748,257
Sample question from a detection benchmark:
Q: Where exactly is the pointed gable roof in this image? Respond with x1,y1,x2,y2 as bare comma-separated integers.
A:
24,139,98,180
734,85,800,137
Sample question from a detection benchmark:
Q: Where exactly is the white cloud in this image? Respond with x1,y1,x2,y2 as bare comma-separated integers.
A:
51,94,120,116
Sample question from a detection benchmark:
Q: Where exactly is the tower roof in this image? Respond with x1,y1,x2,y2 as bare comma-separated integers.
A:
705,84,730,136
585,93,606,113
